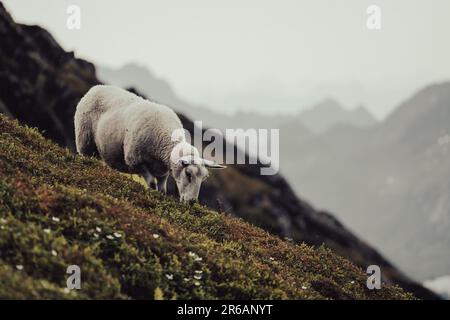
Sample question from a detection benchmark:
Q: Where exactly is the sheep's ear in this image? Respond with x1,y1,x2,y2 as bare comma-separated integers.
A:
203,159,226,169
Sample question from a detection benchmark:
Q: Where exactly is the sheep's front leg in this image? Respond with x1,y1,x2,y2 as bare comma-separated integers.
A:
156,175,168,194
139,166,158,190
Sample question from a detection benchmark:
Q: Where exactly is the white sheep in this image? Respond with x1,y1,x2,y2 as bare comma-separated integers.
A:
74,85,225,201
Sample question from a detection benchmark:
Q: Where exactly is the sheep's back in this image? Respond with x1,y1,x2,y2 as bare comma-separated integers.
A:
123,101,184,166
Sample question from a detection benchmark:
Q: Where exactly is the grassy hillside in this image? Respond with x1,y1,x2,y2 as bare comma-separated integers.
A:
0,115,413,299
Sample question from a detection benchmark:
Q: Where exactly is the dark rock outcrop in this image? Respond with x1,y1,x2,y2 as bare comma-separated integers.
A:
0,5,97,149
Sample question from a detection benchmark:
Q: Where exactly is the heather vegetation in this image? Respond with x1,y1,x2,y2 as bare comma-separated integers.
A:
0,115,413,299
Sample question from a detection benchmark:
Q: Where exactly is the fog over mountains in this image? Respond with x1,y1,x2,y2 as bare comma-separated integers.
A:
97,64,377,133
98,63,450,286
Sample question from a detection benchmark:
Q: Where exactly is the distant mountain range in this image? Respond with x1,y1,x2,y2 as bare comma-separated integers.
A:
98,63,450,287
97,64,377,134
283,81,450,282
297,99,376,133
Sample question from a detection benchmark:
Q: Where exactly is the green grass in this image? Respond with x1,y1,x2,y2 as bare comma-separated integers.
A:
0,114,413,299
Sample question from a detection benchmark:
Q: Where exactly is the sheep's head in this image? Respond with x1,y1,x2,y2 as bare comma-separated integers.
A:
171,156,226,202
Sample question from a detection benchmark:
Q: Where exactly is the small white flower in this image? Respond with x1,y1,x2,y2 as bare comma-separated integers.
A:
106,235,114,240
95,227,102,233
301,286,307,290
43,228,51,234
183,277,191,282
16,265,23,270
93,233,99,238
63,288,71,294
51,250,58,257
113,232,122,238
52,217,60,222
165,274,173,280
188,251,203,261
0,225,4,230
152,234,160,239
195,270,203,274
350,281,355,284
269,257,275,261
0,218,6,224
194,281,201,286
194,275,202,280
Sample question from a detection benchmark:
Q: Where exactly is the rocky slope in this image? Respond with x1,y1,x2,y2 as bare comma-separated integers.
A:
0,3,437,299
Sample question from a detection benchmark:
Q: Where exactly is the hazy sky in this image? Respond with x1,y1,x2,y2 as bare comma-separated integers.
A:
3,0,450,118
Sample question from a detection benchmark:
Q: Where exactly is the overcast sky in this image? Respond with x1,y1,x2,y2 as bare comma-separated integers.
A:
3,0,450,118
